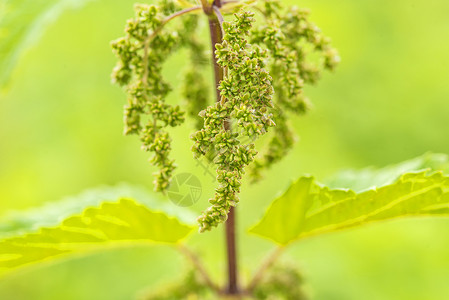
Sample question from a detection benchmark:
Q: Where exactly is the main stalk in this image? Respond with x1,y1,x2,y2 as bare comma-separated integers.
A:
206,0,239,294
225,207,238,294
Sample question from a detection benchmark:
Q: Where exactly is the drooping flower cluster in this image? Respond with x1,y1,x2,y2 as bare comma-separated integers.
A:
249,0,340,181
191,11,275,232
111,3,197,192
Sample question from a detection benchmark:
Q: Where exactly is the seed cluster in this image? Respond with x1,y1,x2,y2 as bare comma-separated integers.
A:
249,0,340,181
191,11,275,232
111,3,197,192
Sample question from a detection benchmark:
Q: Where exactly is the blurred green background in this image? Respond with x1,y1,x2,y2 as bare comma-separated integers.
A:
1,0,449,299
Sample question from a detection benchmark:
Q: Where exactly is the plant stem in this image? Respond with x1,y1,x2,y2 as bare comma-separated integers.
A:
207,13,224,102
226,207,239,294
247,246,285,292
177,245,220,292
206,1,240,294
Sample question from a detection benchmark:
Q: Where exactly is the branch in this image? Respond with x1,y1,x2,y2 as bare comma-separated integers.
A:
213,5,225,35
246,246,285,292
177,244,221,292
199,0,211,14
163,5,202,24
143,6,202,84
222,0,241,4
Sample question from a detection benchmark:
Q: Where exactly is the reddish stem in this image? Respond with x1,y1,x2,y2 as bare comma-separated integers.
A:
207,1,239,294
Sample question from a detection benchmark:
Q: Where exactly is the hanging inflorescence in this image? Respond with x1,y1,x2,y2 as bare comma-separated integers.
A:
111,0,338,232
191,11,275,232
111,2,203,192
249,0,339,181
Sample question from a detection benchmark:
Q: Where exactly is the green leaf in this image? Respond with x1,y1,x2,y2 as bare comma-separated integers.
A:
248,177,314,245
0,0,94,86
250,171,449,245
0,183,196,239
0,198,194,274
325,152,449,192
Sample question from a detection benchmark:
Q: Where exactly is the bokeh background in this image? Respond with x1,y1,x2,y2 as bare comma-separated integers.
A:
1,0,449,299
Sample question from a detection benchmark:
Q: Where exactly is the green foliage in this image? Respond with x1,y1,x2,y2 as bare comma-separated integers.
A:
6,0,448,298
251,168,449,245
326,152,449,191
2,0,449,298
250,176,314,245
0,184,196,239
0,198,193,275
0,0,94,86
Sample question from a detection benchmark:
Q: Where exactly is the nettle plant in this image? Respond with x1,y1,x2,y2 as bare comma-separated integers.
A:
2,0,449,299
110,0,339,233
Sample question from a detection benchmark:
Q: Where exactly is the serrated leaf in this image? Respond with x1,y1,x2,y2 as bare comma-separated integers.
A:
325,152,449,192
0,198,194,274
0,0,94,86
250,171,449,245
248,177,314,245
0,183,196,239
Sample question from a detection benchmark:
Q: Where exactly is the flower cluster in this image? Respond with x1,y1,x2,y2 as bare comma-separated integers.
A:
192,11,275,232
249,0,339,181
111,2,196,192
